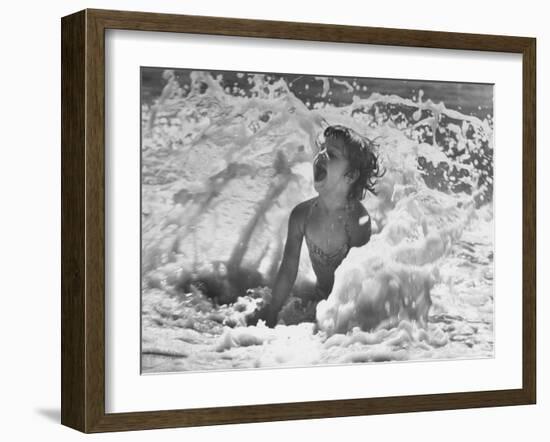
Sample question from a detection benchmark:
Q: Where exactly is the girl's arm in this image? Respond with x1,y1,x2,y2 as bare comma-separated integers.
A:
266,203,306,327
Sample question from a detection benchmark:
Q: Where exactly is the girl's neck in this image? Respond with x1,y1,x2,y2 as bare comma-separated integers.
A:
316,193,350,214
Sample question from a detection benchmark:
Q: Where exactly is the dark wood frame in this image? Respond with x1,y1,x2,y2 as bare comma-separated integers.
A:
61,8,536,433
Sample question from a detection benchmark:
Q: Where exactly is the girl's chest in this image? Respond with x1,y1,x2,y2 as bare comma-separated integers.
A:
305,213,351,253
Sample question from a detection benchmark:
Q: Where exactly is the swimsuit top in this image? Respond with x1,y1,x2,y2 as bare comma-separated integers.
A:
304,199,352,285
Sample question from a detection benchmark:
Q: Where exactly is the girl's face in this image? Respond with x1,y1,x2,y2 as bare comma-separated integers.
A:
313,138,352,196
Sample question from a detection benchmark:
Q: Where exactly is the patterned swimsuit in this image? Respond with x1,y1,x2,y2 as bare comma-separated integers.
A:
304,199,352,300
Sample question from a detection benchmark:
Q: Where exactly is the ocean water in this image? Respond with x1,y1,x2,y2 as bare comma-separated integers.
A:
140,69,494,373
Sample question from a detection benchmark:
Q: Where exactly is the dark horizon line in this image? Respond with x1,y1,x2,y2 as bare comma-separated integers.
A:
140,65,495,88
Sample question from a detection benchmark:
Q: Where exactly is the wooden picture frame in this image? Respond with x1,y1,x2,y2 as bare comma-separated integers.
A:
61,8,536,433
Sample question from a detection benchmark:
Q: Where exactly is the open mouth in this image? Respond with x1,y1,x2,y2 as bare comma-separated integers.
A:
313,158,327,182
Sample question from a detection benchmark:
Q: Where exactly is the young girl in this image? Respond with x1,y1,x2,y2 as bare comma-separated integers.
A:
264,125,383,327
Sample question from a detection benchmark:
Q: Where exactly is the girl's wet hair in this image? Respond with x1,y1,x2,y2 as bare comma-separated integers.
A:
323,125,384,200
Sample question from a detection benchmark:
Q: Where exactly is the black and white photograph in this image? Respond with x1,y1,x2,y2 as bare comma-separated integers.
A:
140,67,494,374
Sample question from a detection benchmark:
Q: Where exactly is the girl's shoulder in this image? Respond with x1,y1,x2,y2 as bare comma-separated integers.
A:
289,198,317,231
349,199,368,218
293,197,317,217
348,200,371,247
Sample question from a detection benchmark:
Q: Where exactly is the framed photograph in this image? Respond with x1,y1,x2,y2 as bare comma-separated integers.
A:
61,9,536,433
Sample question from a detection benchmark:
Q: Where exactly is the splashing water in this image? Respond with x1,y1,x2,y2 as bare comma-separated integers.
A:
141,69,494,373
